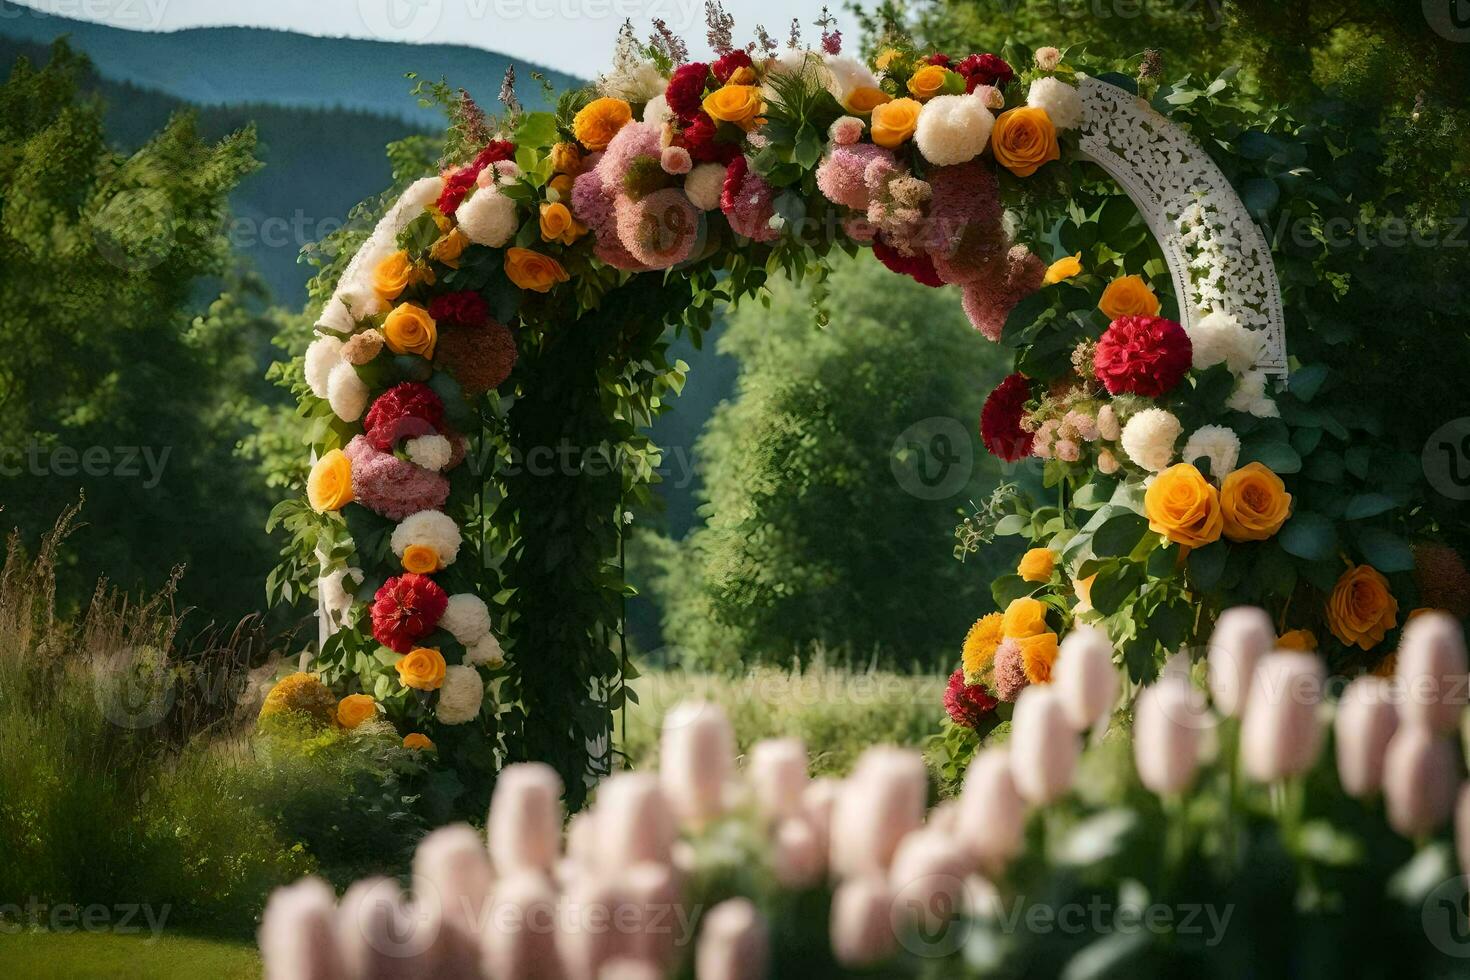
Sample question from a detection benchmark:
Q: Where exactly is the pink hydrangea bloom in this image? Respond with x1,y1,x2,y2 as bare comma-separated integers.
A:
572,166,648,271
721,159,779,242
595,122,663,188
616,188,700,268
342,435,450,521
815,143,892,211
961,246,1047,340
660,145,693,175
993,639,1029,702
1056,439,1081,462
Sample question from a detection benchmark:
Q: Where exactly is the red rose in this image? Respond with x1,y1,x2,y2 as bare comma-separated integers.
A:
872,236,944,288
720,155,749,214
364,382,446,451
428,290,489,328
956,53,1014,92
1093,315,1193,398
371,573,448,653
666,62,710,121
677,111,738,164
944,669,999,729
711,50,752,84
472,140,516,170
980,373,1035,461
437,140,518,214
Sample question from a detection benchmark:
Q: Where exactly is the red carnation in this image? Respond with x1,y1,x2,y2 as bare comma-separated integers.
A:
1093,315,1193,398
872,236,944,288
437,140,518,214
371,573,448,653
924,53,953,68
364,382,446,451
956,53,1014,92
944,668,999,729
471,140,516,170
666,62,710,121
711,50,753,84
720,155,749,213
980,373,1035,461
428,290,489,327
678,111,738,165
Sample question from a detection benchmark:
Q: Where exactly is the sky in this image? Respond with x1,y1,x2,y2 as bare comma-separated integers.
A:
10,0,864,77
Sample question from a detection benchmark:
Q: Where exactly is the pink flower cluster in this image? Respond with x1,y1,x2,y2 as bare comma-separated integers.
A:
343,435,450,521
961,246,1047,341
573,123,701,270
720,156,778,243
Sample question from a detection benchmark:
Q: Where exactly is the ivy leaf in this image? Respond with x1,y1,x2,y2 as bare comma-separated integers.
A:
1279,512,1338,561
1239,438,1302,474
1188,541,1228,590
1289,363,1330,402
1355,527,1415,572
1093,512,1150,558
991,574,1033,609
512,111,558,148
1343,493,1396,520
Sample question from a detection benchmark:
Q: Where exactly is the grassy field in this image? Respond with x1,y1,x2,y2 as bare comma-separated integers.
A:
0,932,259,979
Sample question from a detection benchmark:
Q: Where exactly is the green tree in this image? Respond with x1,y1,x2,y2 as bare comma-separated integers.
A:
0,40,272,620
645,253,1019,672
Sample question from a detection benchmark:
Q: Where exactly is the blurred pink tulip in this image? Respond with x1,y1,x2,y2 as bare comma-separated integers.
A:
1384,725,1458,838
1457,784,1470,879
955,748,1025,866
829,748,927,877
748,738,809,822
260,877,346,980
482,871,565,980
1241,652,1325,783
1333,677,1399,798
660,701,735,827
1207,607,1276,717
1010,687,1080,804
1054,626,1118,731
888,830,973,939
489,763,565,875
829,876,897,968
596,772,678,872
771,817,826,889
1133,677,1206,796
556,872,626,980
619,861,683,970
412,824,494,979
338,877,432,980
1396,612,1469,734
695,898,769,980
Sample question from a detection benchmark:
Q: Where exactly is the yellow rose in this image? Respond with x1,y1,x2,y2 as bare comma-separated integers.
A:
307,449,353,513
403,733,435,751
991,107,1061,177
1002,597,1049,640
572,97,633,150
726,66,758,85
1073,573,1097,611
844,86,892,114
429,229,469,269
548,174,576,200
1098,275,1161,320
702,84,763,129
1277,629,1317,652
869,97,922,149
906,64,950,101
962,612,1005,681
396,647,447,691
504,247,570,293
549,141,584,175
1220,462,1292,542
1044,253,1082,285
373,250,414,302
336,694,377,729
383,303,438,359
1018,548,1056,583
1020,632,1060,684
402,544,440,575
1144,463,1224,549
1327,564,1398,651
539,202,582,244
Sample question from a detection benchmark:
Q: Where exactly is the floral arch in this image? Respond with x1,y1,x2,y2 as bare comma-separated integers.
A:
269,15,1426,813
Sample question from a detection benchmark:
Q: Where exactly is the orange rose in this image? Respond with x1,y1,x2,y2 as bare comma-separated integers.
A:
1220,462,1292,542
1002,597,1049,639
1044,253,1082,285
1018,548,1056,583
383,303,438,359
504,248,570,293
870,98,922,149
539,202,584,244
1277,629,1317,651
844,86,893,114
549,141,584,175
991,107,1061,177
906,64,950,101
307,449,353,513
402,544,440,575
336,694,377,729
403,733,435,751
1144,463,1223,549
430,229,469,269
1326,564,1398,651
396,647,447,691
373,250,414,301
572,97,633,150
1019,632,1060,684
1098,275,1161,320
1073,573,1097,611
548,174,575,200
702,85,763,129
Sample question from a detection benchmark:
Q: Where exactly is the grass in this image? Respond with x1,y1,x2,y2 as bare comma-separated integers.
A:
0,932,259,980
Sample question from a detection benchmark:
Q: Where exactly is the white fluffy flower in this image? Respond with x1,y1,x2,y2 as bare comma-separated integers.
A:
440,594,492,646
1189,310,1262,375
600,60,666,103
455,187,519,247
435,665,484,725
1035,47,1062,71
464,632,505,668
336,278,388,320
1182,424,1241,478
824,54,878,109
643,94,673,129
1227,371,1281,418
318,565,363,631
829,116,864,146
405,434,453,472
915,93,995,166
326,361,368,422
390,510,462,568
685,163,726,212
1027,77,1084,130
304,336,344,399
315,296,357,336
1121,409,1182,472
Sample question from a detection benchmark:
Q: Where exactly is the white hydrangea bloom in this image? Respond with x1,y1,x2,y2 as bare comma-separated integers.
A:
1182,424,1241,478
599,60,666,103
464,632,506,668
435,665,484,725
336,278,388,321
1120,408,1182,472
1227,371,1281,418
456,187,519,247
684,163,726,212
642,94,673,129
390,510,462,567
1189,309,1262,375
304,336,344,399
405,434,453,472
314,296,357,336
440,594,492,646
915,94,995,166
326,361,369,422
1027,77,1084,130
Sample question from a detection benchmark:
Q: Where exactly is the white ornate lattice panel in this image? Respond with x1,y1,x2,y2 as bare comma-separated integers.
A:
1075,74,1287,377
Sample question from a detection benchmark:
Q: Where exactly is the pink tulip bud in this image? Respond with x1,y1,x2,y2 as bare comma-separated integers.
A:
888,830,973,941
260,878,346,980
596,773,677,872
1457,784,1470,879
338,877,434,979
489,763,564,875
1133,677,1206,795
830,876,897,968
1241,652,1325,783
556,872,626,980
482,871,564,980
1054,626,1118,731
926,800,960,835
660,701,736,827
565,811,600,869
1334,676,1399,798
829,748,927,877
1384,725,1458,838
695,898,769,980
598,960,661,980
771,817,826,889
955,748,1025,866
749,738,809,821
1009,686,1080,804
618,862,682,970
1396,612,1469,734
802,777,839,852
412,824,494,978
1208,607,1276,717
